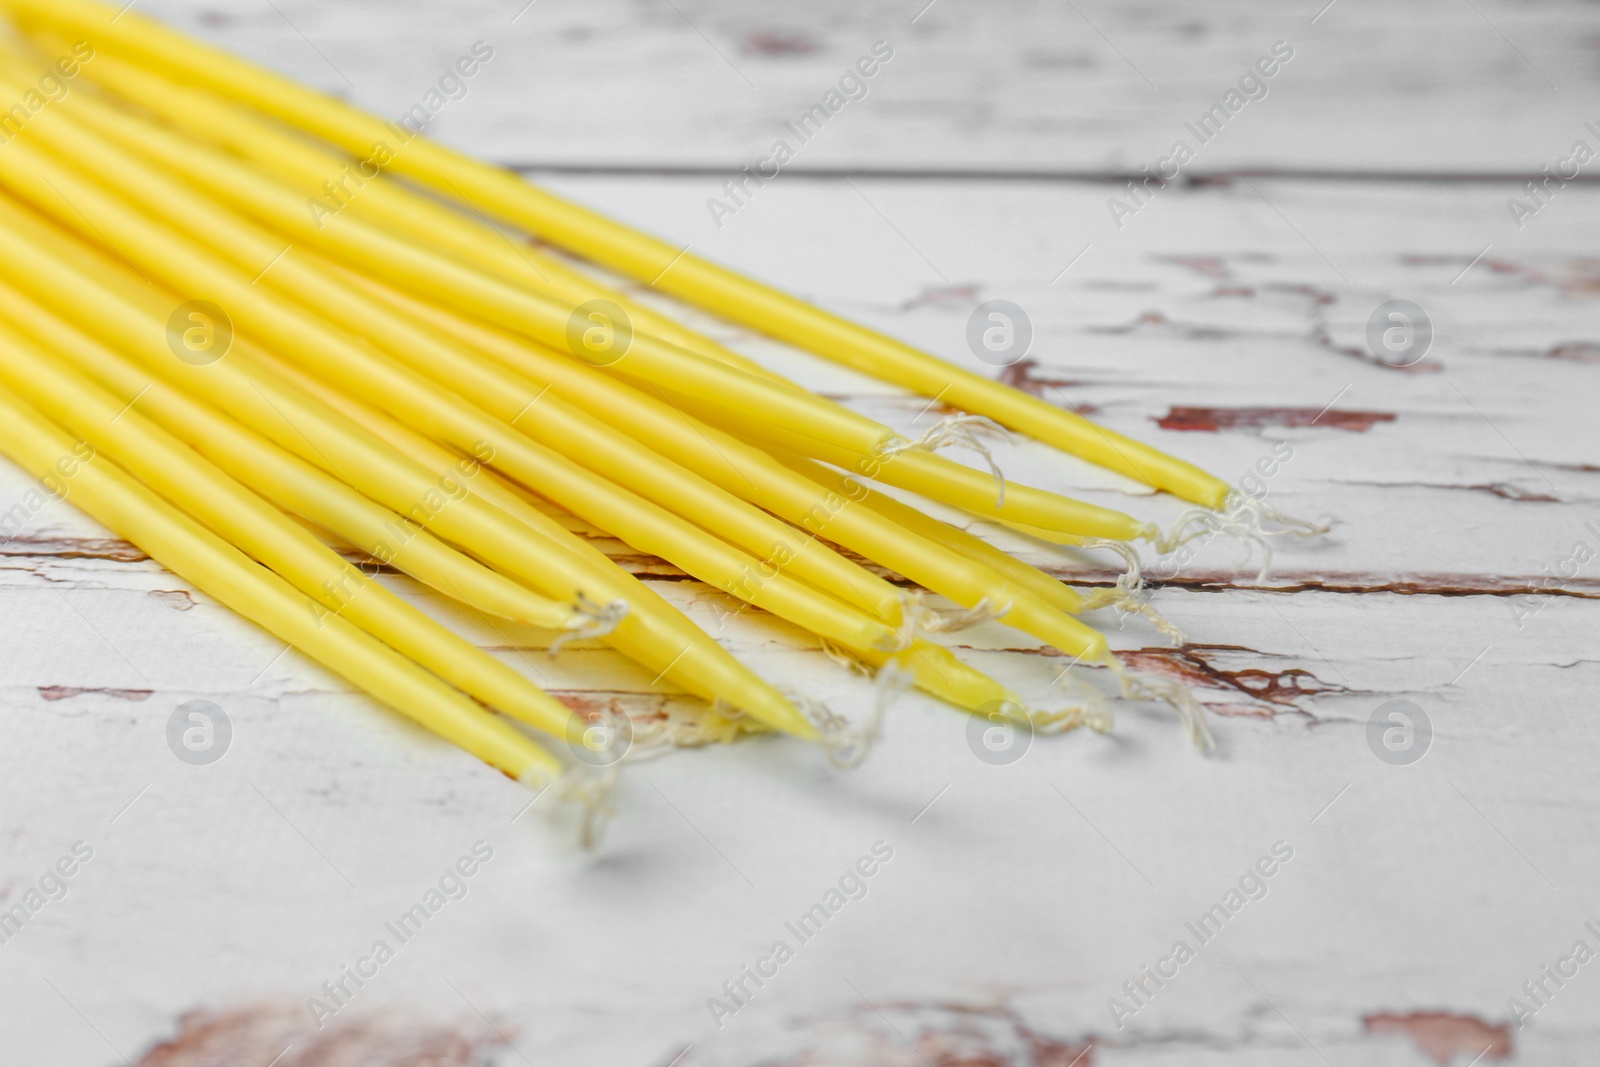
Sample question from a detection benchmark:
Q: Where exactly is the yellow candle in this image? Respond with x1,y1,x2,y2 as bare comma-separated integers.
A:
49,42,793,386
0,77,893,461
656,390,1153,540
0,119,929,666
0,384,562,783
0,278,597,641
0,317,586,742
0,195,816,740
336,277,1124,664
0,4,1212,746
12,76,1153,546
242,338,1032,717
236,337,632,575
0,0,1229,507
0,99,1073,716
775,451,1086,614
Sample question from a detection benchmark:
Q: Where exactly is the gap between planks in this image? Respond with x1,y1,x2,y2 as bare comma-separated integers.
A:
501,164,1600,185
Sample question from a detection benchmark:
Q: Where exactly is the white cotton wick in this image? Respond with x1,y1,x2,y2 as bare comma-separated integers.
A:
1075,539,1185,645
893,590,1011,649
548,591,630,656
789,659,912,769
1105,656,1215,753
879,413,1014,508
1146,496,1332,582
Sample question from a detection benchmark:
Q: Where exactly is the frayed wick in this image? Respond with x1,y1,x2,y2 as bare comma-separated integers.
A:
1145,495,1333,582
518,762,619,851
657,697,764,747
1076,538,1186,645
549,591,630,657
539,697,776,849
1023,682,1116,736
892,591,1010,650
548,702,671,850
1105,656,1215,752
879,413,1014,509
791,659,913,768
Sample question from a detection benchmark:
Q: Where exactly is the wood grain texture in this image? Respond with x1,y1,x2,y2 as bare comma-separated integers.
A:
0,2,1596,1066
108,0,1600,173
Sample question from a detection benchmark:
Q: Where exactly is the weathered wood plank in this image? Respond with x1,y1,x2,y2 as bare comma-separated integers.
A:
1,4,1597,1062
1,583,1594,1063
126,0,1600,174
1,170,1595,1064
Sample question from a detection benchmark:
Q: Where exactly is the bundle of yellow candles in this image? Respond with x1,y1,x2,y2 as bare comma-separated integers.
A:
0,0,1326,812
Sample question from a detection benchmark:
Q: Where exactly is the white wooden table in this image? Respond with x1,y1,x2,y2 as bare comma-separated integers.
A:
2,1,1598,1064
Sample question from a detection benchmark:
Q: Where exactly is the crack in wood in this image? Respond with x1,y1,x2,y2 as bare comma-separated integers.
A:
1492,340,1600,363
1117,644,1350,717
741,30,819,56
8,538,1596,602
38,686,154,703
1155,406,1395,433
958,640,1350,717
1086,309,1237,341
131,1003,503,1067
978,643,1351,718
1363,1011,1512,1066
1330,479,1565,503
996,358,1094,411
1137,574,1600,599
1260,281,1339,307
0,537,149,563
1159,254,1231,279
899,283,980,311
753,1001,1095,1067
665,997,1524,1065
